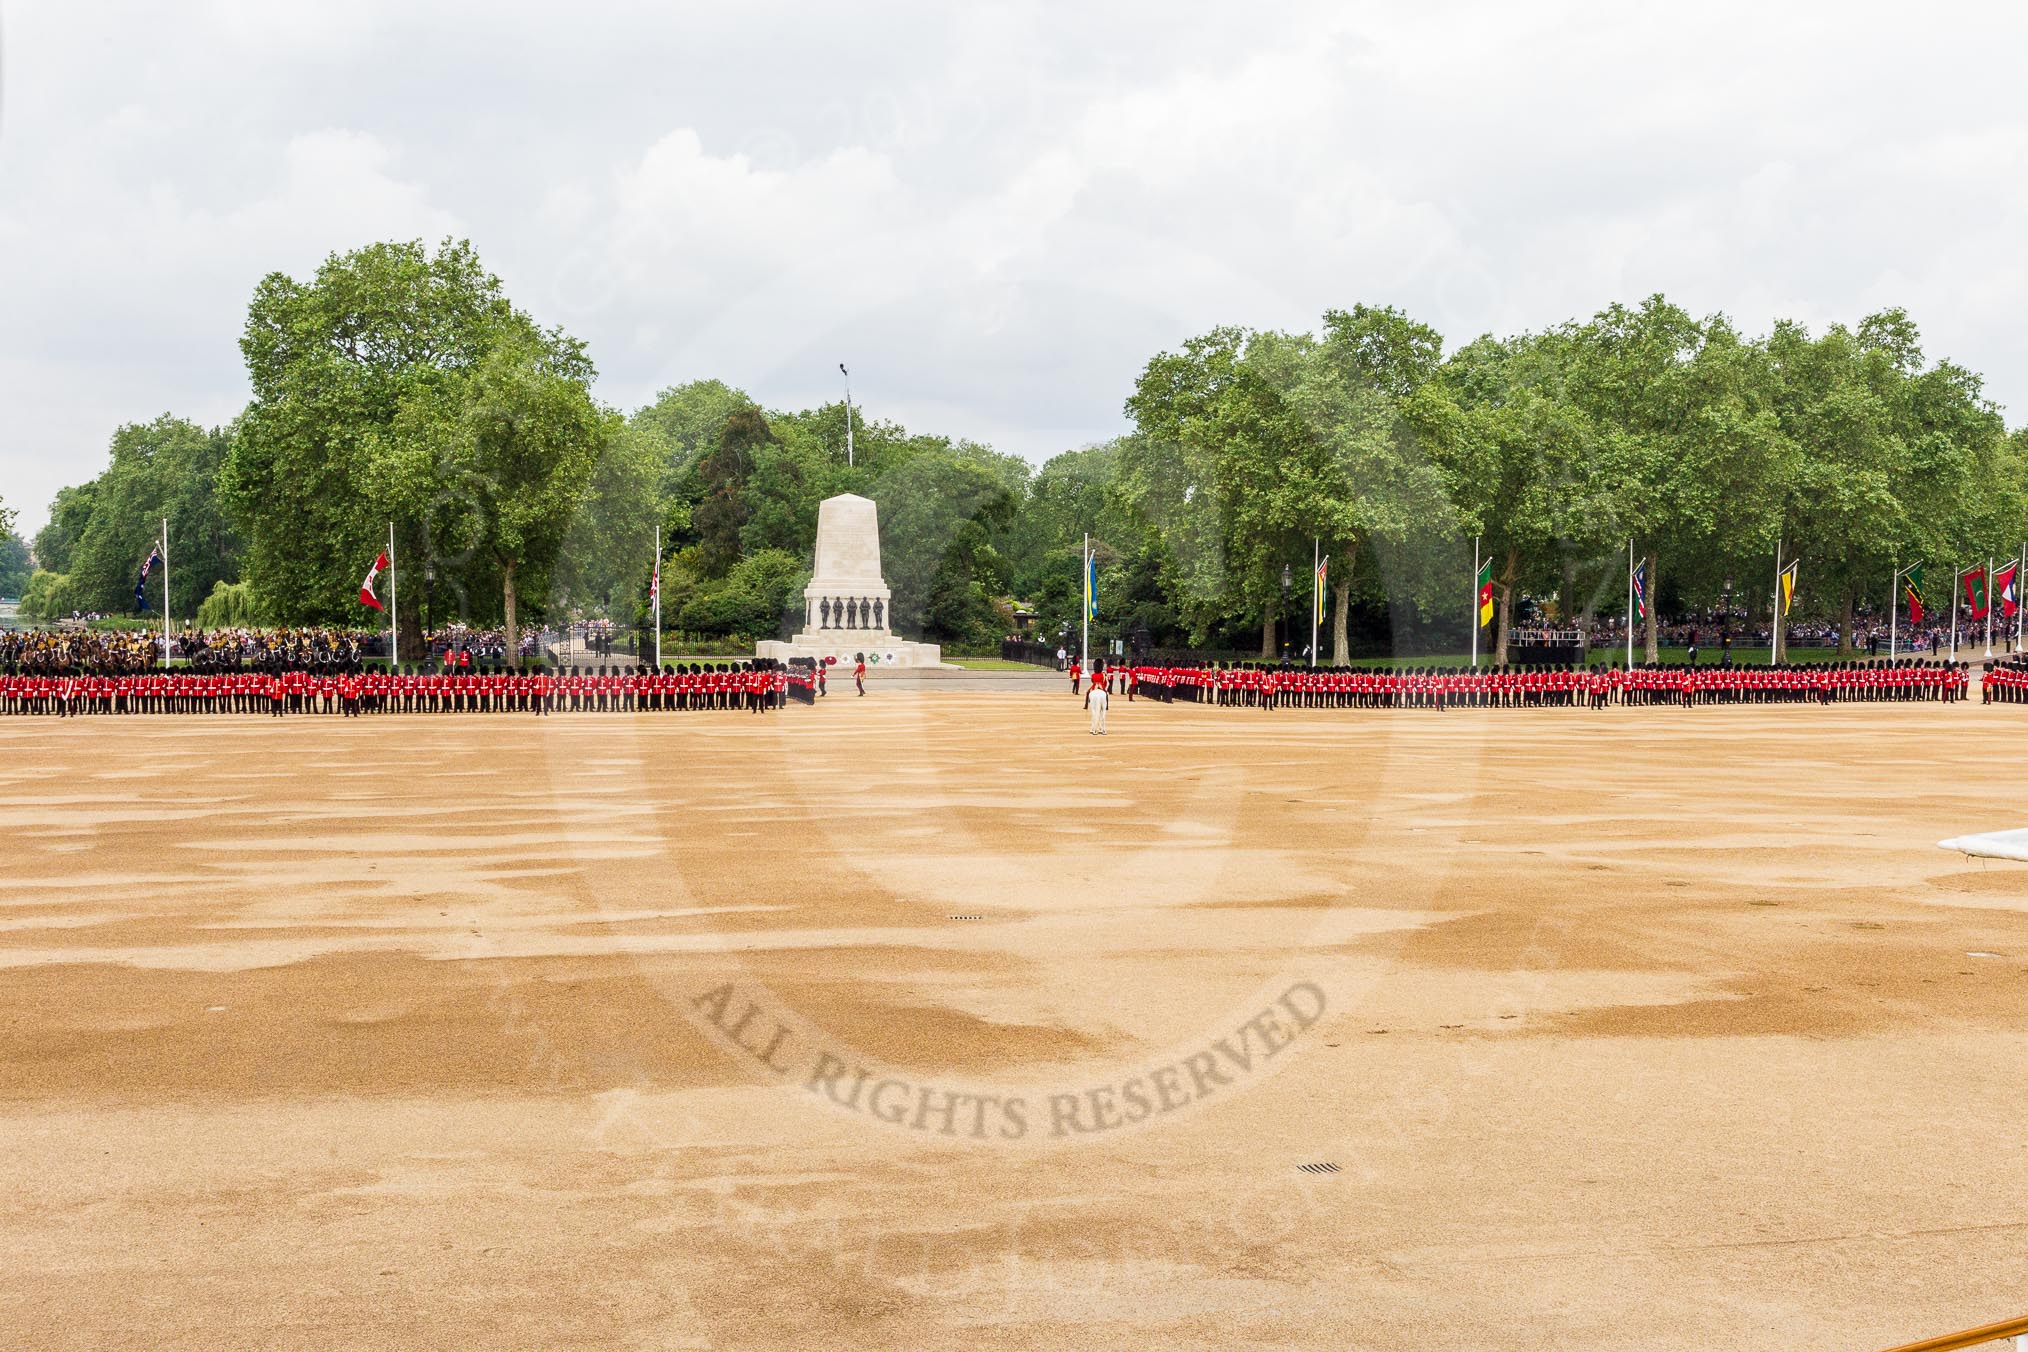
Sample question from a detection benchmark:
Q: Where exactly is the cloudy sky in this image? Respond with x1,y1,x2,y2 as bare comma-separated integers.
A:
5,0,2027,533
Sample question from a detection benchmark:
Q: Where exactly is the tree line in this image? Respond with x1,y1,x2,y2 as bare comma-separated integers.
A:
11,240,2025,663
1114,299,2025,662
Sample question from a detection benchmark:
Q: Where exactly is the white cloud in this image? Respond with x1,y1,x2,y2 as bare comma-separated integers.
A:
0,119,460,531
7,0,2028,536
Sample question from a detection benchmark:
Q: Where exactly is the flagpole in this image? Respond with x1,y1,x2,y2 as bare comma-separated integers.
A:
388,522,398,667
2018,542,2025,654
1889,563,1899,661
1309,538,1319,668
1986,556,1995,658
1080,532,1089,672
1471,536,1481,670
1951,566,1962,660
1625,539,1634,671
1770,537,1782,667
653,522,662,668
161,517,170,665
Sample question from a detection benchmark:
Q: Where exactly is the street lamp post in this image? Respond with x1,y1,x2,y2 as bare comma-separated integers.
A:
1722,576,1734,663
839,363,854,468
1280,563,1292,660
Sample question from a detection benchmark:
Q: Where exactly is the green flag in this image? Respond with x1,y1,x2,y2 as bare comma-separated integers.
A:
1903,565,1925,625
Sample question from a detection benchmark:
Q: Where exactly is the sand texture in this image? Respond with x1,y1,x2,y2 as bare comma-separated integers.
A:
2,693,2025,1350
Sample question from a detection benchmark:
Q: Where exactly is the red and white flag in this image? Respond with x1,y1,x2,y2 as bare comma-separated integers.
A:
1998,561,2022,619
360,551,389,610
650,559,660,604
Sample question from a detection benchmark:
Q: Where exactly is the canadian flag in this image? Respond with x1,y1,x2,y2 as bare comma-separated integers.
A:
360,551,389,610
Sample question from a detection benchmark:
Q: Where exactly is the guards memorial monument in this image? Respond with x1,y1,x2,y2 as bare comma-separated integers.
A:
755,493,944,669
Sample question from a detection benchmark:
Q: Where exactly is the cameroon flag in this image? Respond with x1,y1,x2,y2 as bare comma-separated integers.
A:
1476,558,1494,627
1904,564,1925,625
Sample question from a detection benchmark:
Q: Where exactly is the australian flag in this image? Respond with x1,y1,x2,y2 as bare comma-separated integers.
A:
135,547,161,611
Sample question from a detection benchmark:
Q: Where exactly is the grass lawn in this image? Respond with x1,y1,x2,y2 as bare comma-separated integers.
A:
945,658,1052,671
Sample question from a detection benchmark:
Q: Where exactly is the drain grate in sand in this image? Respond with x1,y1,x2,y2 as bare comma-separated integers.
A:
949,914,986,921
1297,1162,1340,1175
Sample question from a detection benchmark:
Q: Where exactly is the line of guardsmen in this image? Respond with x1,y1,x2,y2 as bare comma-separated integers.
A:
1110,659,1975,709
1983,656,2028,703
0,660,822,717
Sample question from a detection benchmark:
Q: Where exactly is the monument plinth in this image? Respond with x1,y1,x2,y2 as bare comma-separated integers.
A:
755,493,945,669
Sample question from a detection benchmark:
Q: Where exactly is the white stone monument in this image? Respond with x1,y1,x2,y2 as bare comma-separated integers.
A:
755,493,945,669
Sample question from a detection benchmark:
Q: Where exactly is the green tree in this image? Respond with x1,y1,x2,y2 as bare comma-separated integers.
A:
21,569,86,621
632,379,756,484
1299,306,1461,662
1121,326,1293,651
1122,314,1461,659
194,579,264,627
629,380,756,558
1738,310,2009,657
33,482,97,575
554,420,663,620
676,548,806,638
739,436,852,562
391,334,614,665
0,528,30,598
222,238,580,649
873,442,1022,642
692,406,774,574
22,416,239,619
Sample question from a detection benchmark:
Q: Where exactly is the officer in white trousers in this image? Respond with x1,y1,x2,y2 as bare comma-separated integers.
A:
1085,663,1109,735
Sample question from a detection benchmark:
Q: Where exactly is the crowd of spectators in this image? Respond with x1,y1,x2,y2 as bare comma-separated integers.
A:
0,623,573,674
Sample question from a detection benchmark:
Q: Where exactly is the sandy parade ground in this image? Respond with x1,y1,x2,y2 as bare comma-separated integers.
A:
3,685,2027,1350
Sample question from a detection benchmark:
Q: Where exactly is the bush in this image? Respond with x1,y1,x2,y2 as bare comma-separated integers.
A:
675,549,807,639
